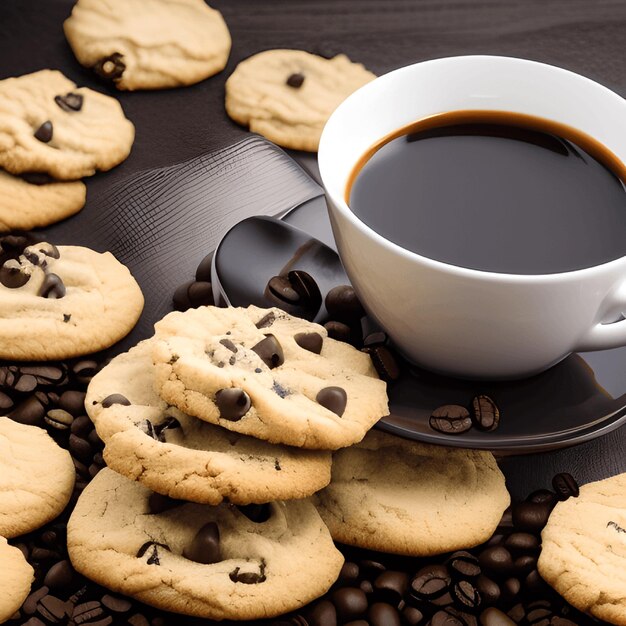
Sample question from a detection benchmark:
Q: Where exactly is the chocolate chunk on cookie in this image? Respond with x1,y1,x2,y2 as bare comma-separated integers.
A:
67,469,343,620
152,306,388,449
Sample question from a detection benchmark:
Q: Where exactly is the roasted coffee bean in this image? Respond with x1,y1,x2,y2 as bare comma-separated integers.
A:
43,560,73,591
471,395,500,431
9,396,45,425
294,331,323,354
324,320,353,343
430,608,465,626
504,532,540,554
402,606,425,626
73,600,110,625
479,546,513,575
452,580,481,609
195,252,214,282
307,600,337,626
363,331,387,347
551,473,579,500
373,570,408,604
513,554,537,575
368,602,401,626
500,577,521,602
34,121,53,143
54,92,83,112
256,311,276,328
215,388,251,420
31,546,62,560
38,273,66,298
511,501,552,532
100,393,132,410
88,463,101,478
497,507,513,529
359,559,386,577
44,408,74,430
148,493,183,514
22,364,66,384
37,594,68,621
71,414,93,437
229,566,266,584
0,390,13,410
183,522,221,564
448,551,481,579
288,270,322,311
252,334,284,368
15,373,37,392
431,590,454,608
325,285,365,323
316,386,347,416
23,586,49,615
237,503,272,523
173,280,194,311
357,580,372,595
524,568,548,594
73,360,99,384
23,617,46,626
93,52,126,80
364,345,401,382
337,562,360,585
69,433,93,463
286,72,305,88
101,594,132,613
526,488,558,507
57,390,86,416
331,587,368,621
73,457,89,476
527,606,553,623
429,405,472,435
187,280,214,307
479,608,516,626
411,564,451,600
268,275,301,304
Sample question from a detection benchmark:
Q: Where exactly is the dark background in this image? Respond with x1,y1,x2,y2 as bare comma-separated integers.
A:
1,0,625,497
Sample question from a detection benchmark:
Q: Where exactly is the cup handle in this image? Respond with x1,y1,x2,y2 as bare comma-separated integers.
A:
576,282,626,352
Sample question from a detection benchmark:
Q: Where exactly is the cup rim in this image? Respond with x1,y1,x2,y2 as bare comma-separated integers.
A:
318,54,626,283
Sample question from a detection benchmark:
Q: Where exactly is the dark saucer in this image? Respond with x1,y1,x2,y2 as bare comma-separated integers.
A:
214,193,626,454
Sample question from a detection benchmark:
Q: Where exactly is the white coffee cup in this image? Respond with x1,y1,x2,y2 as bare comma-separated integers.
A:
318,55,626,379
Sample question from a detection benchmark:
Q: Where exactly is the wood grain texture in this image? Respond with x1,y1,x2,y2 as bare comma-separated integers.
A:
0,0,625,496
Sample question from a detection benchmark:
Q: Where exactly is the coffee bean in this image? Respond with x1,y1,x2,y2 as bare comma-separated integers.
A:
195,252,214,282
34,121,53,143
337,562,360,585
252,334,284,369
524,568,548,594
500,577,521,602
331,587,368,621
183,522,221,564
363,331,387,347
324,320,353,343
229,566,266,584
58,390,86,416
402,606,425,625
31,545,62,560
294,331,324,354
369,602,401,626
479,546,513,576
44,408,74,430
37,594,67,621
72,360,99,384
364,345,401,382
325,285,365,323
479,608,516,626
507,605,526,623
307,600,337,626
148,493,183,514
344,621,368,626
93,52,126,80
69,433,93,464
453,579,481,609
71,415,93,437
237,503,272,523
526,489,558,507
23,586,49,615
268,275,300,304
23,618,46,626
411,564,451,601
255,311,276,329
54,92,83,112
173,280,194,311
373,570,408,605
551,473,579,500
188,281,214,307
9,396,45,425
359,580,373,594
471,395,500,431
513,554,537,576
14,373,37,393
430,405,472,435
359,559,387,577
511,501,551,532
316,386,347,416
448,551,481,579
215,388,251,420
430,608,465,626
288,270,322,312
73,600,109,624
38,273,66,298
0,390,13,410
0,262,30,288
43,560,73,590
286,72,305,88
527,607,553,623
504,532,540,554
101,594,132,613
22,364,66,384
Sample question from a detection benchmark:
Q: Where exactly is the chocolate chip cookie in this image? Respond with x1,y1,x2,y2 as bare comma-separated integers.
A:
86,339,332,504
152,306,388,449
67,468,344,620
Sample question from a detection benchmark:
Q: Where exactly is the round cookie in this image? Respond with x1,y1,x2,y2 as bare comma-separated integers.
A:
64,0,231,91
0,70,134,180
152,306,388,450
0,170,85,231
67,468,343,621
538,473,626,625
0,417,75,538
225,49,375,152
86,339,332,504
0,536,34,623
314,429,510,556
0,236,143,360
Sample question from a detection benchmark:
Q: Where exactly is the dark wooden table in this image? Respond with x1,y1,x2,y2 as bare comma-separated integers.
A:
1,0,625,499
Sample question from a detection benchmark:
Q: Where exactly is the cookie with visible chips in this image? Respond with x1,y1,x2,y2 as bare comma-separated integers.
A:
64,0,231,91
86,339,332,504
152,306,388,450
67,468,343,621
225,49,375,151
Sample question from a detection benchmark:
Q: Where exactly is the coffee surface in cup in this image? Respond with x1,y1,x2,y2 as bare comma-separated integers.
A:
348,111,626,274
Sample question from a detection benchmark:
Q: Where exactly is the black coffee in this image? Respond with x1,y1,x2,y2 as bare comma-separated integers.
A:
348,111,626,274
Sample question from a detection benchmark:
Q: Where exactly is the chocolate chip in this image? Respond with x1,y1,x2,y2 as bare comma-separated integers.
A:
294,331,323,354
551,473,579,501
136,542,169,565
373,571,408,605
448,551,481,579
325,285,365,323
478,546,513,575
331,587,368,621
471,395,500,431
43,560,73,591
148,492,182,514
54,92,83,112
93,52,125,80
38,273,66,298
316,386,347,416
286,72,305,88
511,501,552,532
229,563,266,584
268,275,300,304
34,121,53,143
429,405,472,435
410,565,451,601
154,416,181,442
0,263,30,288
216,388,251,420
101,595,132,613
20,172,55,185
364,345,400,382
183,522,221,564
188,281,214,307
324,320,353,343
237,503,272,523
252,334,284,368
255,311,276,328
101,393,131,408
